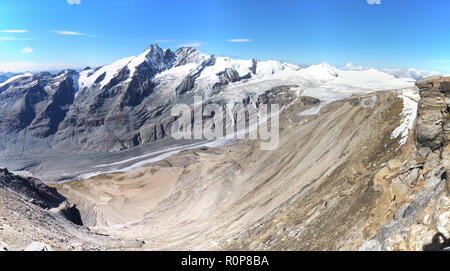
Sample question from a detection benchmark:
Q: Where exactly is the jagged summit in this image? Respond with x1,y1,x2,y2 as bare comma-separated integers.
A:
1,42,447,252
141,43,175,68
147,42,162,51
173,46,208,66
0,43,415,182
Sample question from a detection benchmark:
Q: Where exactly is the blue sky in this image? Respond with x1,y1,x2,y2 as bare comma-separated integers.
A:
1,0,450,73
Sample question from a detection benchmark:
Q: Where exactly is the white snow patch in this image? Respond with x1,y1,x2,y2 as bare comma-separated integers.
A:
391,88,420,146
78,56,134,90
207,62,415,118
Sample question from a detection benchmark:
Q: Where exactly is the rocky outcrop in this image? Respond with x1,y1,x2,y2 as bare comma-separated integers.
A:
213,68,251,90
0,168,143,251
0,168,65,209
29,70,78,137
415,76,450,150
415,76,450,196
359,77,450,251
250,59,257,75
173,47,202,67
0,168,82,225
176,54,216,95
257,85,304,107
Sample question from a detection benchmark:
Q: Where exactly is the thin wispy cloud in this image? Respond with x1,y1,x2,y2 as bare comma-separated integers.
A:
367,0,381,4
1,30,28,33
177,42,204,48
52,30,85,36
228,38,252,43
51,30,95,37
67,0,81,4
21,47,33,53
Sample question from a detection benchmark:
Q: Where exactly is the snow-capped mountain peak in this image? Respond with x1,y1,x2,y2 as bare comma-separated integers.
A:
0,42,418,167
2,44,417,103
127,43,175,78
78,44,176,91
174,47,211,67
301,62,339,79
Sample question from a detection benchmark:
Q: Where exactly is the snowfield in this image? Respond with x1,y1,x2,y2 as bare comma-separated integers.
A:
69,46,417,110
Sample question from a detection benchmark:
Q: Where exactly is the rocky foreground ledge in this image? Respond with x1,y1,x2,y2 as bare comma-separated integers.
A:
0,168,143,251
360,76,450,250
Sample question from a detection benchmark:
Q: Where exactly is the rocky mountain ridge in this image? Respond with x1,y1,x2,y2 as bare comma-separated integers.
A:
0,168,146,251
0,44,414,154
47,77,446,251
0,77,448,250
0,44,415,181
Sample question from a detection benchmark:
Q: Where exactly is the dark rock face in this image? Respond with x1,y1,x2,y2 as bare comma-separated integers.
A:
250,59,257,74
0,45,179,154
0,168,65,209
176,54,216,95
176,74,196,95
415,76,450,196
298,96,321,107
213,68,252,91
0,168,83,225
174,47,201,67
120,45,176,107
257,85,302,107
0,71,78,143
415,76,450,150
213,68,241,90
357,77,450,251
0,44,295,163
59,203,83,226
29,71,77,137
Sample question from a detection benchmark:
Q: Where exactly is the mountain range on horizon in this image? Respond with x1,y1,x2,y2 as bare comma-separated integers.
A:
0,43,445,82
0,42,449,252
0,43,419,181
2,0,450,254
